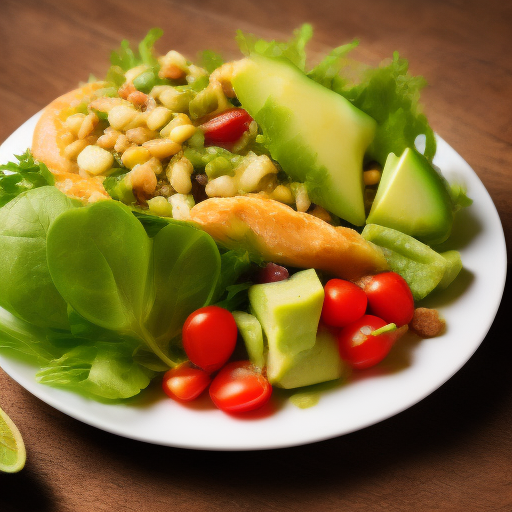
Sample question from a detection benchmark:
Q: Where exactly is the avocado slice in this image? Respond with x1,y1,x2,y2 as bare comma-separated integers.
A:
248,268,344,388
232,311,265,369
232,55,376,226
362,224,462,300
367,148,454,244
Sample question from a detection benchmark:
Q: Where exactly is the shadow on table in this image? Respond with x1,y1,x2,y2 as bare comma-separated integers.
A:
1,467,56,512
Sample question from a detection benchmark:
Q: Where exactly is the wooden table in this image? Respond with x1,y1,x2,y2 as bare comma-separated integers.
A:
1,0,510,510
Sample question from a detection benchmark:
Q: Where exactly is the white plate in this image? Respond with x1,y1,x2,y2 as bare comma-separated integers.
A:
0,113,507,450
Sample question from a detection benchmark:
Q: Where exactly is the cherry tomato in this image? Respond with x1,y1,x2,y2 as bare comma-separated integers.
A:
209,361,272,413
337,315,405,369
162,362,211,401
321,279,368,327
200,108,253,145
182,306,238,373
361,272,414,327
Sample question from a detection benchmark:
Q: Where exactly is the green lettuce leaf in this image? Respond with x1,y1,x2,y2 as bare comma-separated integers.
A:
36,342,155,400
236,24,313,71
307,40,359,90
0,150,54,207
199,50,224,73
334,52,436,164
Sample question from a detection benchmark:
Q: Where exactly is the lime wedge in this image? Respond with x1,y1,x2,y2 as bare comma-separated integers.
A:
0,407,26,473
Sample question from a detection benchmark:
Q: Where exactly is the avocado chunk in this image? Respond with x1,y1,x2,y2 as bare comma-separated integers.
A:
232,311,265,369
367,148,454,244
274,328,345,389
232,55,376,226
362,224,462,300
248,268,344,388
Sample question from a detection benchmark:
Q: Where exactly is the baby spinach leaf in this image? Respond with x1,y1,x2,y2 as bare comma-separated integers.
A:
46,200,221,368
0,187,78,329
145,223,221,345
46,201,152,333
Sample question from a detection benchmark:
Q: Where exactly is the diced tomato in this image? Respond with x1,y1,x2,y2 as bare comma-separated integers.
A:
337,315,407,369
162,362,211,401
209,361,272,413
360,272,415,327
200,108,253,145
321,279,368,328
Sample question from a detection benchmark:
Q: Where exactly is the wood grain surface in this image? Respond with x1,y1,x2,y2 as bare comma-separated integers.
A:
1,0,511,510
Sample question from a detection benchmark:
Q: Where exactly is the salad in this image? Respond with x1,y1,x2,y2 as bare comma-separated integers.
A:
0,26,471,414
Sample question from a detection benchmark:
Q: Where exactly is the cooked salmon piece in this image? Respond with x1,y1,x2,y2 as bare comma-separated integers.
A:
190,196,388,280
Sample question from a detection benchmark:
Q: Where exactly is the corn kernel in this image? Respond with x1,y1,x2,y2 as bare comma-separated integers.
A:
270,184,294,204
169,124,196,144
160,114,191,137
64,114,86,136
108,105,137,131
77,145,114,176
167,157,193,194
142,138,181,159
63,138,90,160
146,106,173,131
121,146,151,169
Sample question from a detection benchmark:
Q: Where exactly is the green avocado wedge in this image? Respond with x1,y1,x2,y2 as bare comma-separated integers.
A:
367,148,454,244
362,224,462,300
232,55,376,226
248,269,344,389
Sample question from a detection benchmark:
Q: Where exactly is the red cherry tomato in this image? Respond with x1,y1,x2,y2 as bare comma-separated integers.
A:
182,306,238,373
321,279,368,327
361,272,414,327
200,108,253,145
209,361,272,413
162,362,211,401
337,315,404,370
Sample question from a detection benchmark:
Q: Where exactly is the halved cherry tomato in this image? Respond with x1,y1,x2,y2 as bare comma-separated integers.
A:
162,362,211,401
321,279,368,328
182,306,238,373
337,314,406,369
209,361,272,413
361,272,414,327
200,108,253,145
